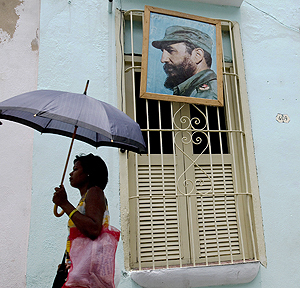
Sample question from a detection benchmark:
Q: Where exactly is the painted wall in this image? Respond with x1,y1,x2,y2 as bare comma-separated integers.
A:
0,0,39,287
239,1,300,287
26,0,122,286
21,0,300,287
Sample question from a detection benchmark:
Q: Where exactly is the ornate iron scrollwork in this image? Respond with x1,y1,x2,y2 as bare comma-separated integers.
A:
173,104,212,196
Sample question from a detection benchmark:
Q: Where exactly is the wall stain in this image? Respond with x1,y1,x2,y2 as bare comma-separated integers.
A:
0,0,24,42
31,28,39,51
31,38,38,51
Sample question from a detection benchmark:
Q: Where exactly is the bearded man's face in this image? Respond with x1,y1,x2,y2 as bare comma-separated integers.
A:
160,42,197,89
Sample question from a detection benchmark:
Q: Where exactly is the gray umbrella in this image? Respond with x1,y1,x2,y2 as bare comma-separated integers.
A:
0,83,146,216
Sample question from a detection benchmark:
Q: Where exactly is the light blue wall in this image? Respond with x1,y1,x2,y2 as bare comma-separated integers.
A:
26,0,121,286
27,0,300,287
239,1,300,287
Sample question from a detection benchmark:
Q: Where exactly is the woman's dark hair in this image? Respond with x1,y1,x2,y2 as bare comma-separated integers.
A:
74,153,108,190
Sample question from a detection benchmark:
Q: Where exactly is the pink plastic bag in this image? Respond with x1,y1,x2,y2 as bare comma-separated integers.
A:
64,226,120,288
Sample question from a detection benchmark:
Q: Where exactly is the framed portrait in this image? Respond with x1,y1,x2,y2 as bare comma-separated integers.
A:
140,6,223,106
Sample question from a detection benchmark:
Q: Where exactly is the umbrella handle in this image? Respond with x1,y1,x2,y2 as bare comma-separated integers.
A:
53,126,78,218
54,204,64,217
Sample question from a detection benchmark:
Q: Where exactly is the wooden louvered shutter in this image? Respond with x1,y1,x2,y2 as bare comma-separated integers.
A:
129,154,190,269
193,161,241,264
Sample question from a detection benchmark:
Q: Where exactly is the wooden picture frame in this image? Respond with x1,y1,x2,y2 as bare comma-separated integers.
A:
140,6,223,106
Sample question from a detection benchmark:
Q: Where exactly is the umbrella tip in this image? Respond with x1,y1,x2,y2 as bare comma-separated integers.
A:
83,80,90,95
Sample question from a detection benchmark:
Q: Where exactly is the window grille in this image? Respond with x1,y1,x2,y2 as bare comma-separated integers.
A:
116,9,266,271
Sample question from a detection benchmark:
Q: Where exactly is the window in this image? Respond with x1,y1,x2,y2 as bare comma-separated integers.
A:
116,9,266,273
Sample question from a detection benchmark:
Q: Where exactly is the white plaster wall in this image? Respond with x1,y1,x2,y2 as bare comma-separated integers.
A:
26,0,300,287
26,0,122,286
0,0,40,287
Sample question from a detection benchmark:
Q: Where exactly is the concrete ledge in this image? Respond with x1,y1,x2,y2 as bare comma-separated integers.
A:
130,261,260,288
181,0,243,7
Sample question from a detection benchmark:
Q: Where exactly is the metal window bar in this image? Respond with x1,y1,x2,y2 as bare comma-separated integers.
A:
171,103,183,268
229,22,257,261
122,12,258,269
228,20,257,261
125,9,144,270
199,193,209,265
158,100,170,268
188,194,196,266
222,21,246,262
219,23,235,264
205,105,221,265
144,99,155,270
217,104,235,263
141,8,157,268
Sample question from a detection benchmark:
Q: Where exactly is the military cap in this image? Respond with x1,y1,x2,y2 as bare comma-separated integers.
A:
152,25,213,54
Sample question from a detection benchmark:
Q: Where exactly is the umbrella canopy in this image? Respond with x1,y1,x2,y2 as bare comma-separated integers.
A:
0,89,146,153
0,88,146,217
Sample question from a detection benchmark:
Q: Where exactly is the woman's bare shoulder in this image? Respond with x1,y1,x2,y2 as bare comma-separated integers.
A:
86,186,105,203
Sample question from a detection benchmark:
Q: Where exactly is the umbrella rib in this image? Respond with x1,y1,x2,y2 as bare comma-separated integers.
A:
74,93,86,128
41,118,53,133
35,91,58,117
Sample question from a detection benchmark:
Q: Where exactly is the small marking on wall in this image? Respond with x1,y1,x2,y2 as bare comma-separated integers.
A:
31,29,39,51
276,113,290,123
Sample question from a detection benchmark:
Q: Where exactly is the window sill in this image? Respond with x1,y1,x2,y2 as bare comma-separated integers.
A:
130,261,260,288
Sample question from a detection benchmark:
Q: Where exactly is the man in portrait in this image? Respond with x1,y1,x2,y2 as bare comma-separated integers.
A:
152,25,217,100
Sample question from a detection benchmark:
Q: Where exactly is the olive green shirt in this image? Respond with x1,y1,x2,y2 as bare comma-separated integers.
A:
173,69,218,100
